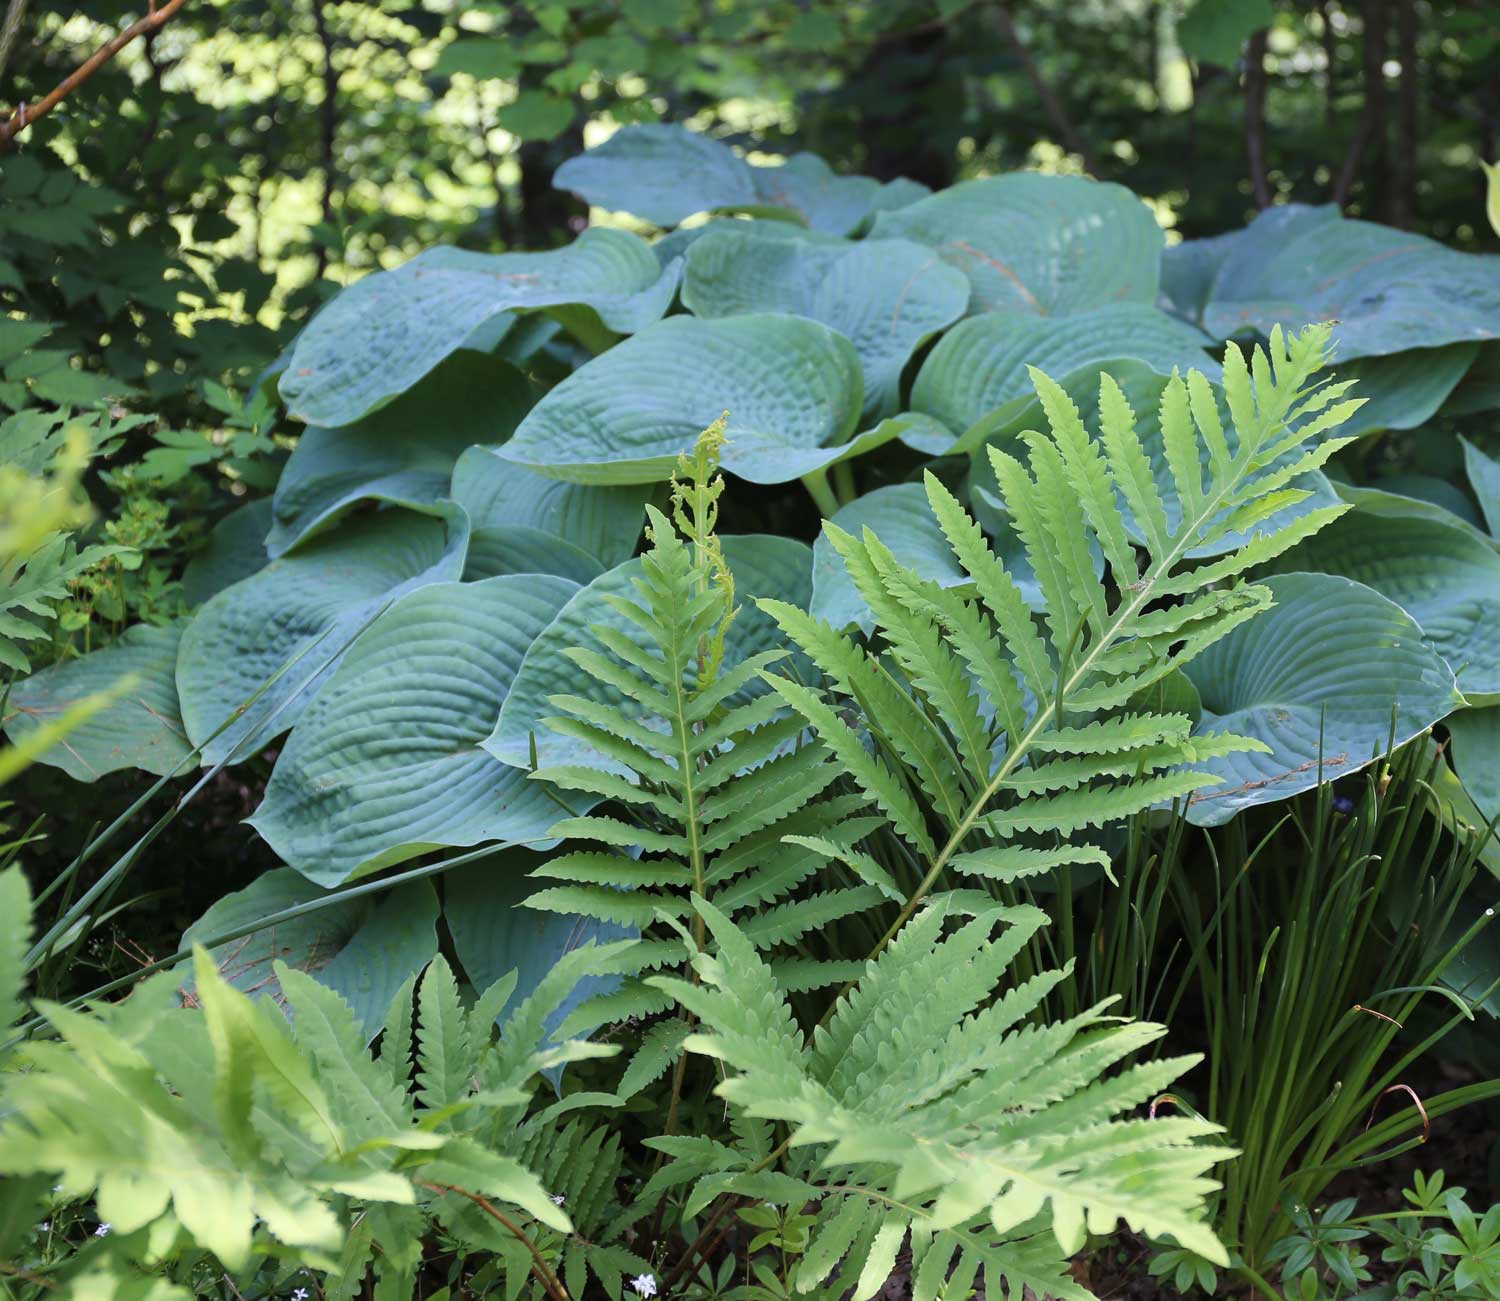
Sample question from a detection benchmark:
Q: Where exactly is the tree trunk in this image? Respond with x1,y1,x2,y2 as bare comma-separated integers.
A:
1246,27,1273,208
1389,0,1418,227
1332,0,1389,210
312,0,339,279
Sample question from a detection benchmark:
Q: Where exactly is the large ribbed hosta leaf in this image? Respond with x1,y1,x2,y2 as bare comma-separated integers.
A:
552,124,927,234
279,228,681,426
1447,706,1500,824
1268,508,1500,695
487,534,812,770
450,445,651,581
1160,203,1339,325
908,306,1218,454
182,498,272,606
1182,573,1462,825
682,225,968,420
3,623,191,780
1200,217,1500,360
251,574,578,886
868,174,1165,315
268,352,534,556
498,314,872,486
1333,343,1479,437
176,505,468,765
1463,436,1500,537
180,868,440,1039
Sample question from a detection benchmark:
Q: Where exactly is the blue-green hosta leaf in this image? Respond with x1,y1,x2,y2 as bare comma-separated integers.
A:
1463,436,1500,538
554,125,759,226
908,306,1219,454
1332,343,1480,437
552,124,926,234
1160,205,1341,326
1267,508,1500,696
181,868,440,1040
461,529,605,585
1332,480,1491,546
251,574,579,886
280,228,681,427
498,314,866,486
451,445,651,573
1201,217,1500,360
268,352,535,556
487,534,812,770
1182,573,1462,826
176,505,469,766
1447,706,1500,826
682,226,969,421
869,173,1165,315
3,623,191,780
1364,475,1483,526
967,360,1344,558
182,499,272,606
1446,342,1500,416
444,849,629,1040
650,217,846,273
813,483,974,632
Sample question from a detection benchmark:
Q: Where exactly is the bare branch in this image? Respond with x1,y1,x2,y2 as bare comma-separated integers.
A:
991,3,1099,175
0,0,190,151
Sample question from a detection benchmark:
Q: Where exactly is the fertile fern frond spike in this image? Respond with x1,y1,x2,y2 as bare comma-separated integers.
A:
529,425,889,1034
648,897,1235,1301
759,324,1358,938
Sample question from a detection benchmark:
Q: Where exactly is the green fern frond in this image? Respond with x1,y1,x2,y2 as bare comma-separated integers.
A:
648,897,1234,1300
760,324,1357,922
527,426,885,1004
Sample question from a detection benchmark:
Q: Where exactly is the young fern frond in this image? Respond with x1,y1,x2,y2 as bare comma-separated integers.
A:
527,426,880,1049
648,896,1235,1301
760,324,1362,941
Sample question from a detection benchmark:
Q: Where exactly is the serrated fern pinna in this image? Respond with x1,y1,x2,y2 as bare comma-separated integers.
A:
760,323,1361,951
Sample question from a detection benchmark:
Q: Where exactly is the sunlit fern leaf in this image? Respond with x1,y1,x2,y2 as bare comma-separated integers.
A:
649,896,1234,1301
529,434,889,1048
759,324,1359,899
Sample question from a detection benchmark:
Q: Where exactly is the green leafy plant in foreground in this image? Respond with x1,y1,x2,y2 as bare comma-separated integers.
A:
0,860,636,1299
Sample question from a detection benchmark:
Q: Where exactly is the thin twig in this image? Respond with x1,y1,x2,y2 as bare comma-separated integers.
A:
990,3,1099,174
0,0,190,150
416,1181,569,1301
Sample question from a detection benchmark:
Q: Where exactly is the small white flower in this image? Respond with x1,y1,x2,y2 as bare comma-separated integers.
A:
291,1290,310,1301
630,1274,657,1298
551,1194,566,1206
38,1222,50,1233
94,1223,111,1237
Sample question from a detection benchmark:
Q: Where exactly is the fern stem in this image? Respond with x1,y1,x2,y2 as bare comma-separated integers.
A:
1232,1263,1286,1301
417,1181,569,1301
